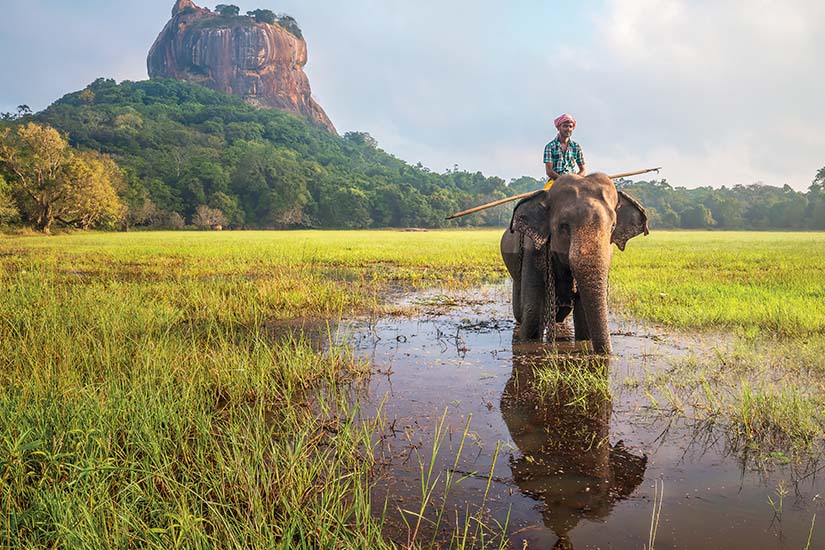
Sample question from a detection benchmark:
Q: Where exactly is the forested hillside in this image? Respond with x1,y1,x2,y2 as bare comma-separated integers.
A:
34,78,525,229
1,77,823,231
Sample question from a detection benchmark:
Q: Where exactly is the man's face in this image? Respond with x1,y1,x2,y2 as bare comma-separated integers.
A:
558,121,575,138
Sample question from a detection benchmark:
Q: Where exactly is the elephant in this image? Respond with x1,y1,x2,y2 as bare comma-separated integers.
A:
500,173,649,354
501,346,648,548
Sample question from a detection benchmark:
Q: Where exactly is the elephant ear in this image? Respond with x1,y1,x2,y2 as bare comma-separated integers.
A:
612,190,649,251
509,190,550,248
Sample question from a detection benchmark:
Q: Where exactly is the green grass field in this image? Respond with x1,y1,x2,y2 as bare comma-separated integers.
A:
611,231,825,337
1,229,824,547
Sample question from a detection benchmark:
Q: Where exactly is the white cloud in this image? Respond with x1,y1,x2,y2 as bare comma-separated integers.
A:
571,0,825,189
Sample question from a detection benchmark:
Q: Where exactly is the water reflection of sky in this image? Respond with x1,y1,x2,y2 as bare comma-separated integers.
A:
342,285,823,549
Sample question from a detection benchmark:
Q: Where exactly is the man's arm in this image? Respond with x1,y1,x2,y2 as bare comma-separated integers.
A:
543,143,561,180
545,162,562,180
576,147,586,176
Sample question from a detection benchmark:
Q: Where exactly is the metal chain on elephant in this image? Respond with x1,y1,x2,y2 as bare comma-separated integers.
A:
542,243,556,341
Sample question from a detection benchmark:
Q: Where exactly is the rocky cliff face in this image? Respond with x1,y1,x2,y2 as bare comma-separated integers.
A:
147,0,336,133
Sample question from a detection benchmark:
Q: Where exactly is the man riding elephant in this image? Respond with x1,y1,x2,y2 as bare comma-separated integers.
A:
544,114,586,181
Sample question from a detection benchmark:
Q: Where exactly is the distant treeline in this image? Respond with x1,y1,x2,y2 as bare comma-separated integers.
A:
1,77,823,232
617,176,825,230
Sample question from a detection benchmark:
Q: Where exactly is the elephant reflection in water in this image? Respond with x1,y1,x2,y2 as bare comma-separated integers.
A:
501,344,647,549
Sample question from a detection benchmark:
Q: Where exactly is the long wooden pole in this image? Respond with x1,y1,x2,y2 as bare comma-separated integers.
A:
445,166,661,220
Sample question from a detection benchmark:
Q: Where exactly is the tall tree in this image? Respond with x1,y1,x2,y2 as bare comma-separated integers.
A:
807,167,825,229
0,174,20,225
58,151,125,229
679,204,716,229
0,123,123,232
230,142,310,227
0,123,72,232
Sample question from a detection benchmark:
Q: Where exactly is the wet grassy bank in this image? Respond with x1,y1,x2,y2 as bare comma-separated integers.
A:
0,230,504,549
1,229,824,547
611,231,825,460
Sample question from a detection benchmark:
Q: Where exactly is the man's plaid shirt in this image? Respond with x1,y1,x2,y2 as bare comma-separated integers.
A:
543,137,584,175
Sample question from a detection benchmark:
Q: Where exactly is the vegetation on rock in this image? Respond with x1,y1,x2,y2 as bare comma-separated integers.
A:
246,8,276,25
214,3,239,16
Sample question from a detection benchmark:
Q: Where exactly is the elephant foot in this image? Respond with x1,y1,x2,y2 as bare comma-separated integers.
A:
518,320,543,341
513,319,576,343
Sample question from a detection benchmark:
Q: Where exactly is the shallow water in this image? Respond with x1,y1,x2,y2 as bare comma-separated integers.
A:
343,285,823,549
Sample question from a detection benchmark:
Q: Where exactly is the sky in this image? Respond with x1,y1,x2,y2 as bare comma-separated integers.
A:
1,0,823,190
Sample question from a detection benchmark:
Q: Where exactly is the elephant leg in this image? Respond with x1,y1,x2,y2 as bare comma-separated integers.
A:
500,230,523,324
553,254,575,323
519,247,545,340
573,291,590,341
574,269,613,355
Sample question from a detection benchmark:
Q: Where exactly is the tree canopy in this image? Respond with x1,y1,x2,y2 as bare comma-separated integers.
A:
0,122,123,232
617,178,825,230
31,78,518,230
247,9,275,24
214,4,240,16
0,173,19,225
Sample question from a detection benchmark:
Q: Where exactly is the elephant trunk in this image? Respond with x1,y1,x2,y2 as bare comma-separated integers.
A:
571,237,613,355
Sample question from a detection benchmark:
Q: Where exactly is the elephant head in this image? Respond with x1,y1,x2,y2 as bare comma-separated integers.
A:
499,173,648,354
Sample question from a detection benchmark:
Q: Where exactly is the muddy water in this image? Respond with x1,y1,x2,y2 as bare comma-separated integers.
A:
343,285,823,549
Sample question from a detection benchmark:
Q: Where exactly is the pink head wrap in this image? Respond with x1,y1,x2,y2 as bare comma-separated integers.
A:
554,113,576,129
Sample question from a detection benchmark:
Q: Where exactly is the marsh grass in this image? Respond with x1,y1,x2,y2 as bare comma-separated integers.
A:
641,338,825,460
396,410,508,550
805,514,817,550
0,230,513,548
606,231,825,462
611,231,825,337
0,278,386,547
531,354,611,411
647,479,664,550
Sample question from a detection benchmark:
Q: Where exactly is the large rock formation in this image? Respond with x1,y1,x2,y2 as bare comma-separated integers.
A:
147,0,336,133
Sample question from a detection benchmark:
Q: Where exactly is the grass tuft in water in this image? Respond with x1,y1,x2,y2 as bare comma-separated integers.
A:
531,354,611,411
